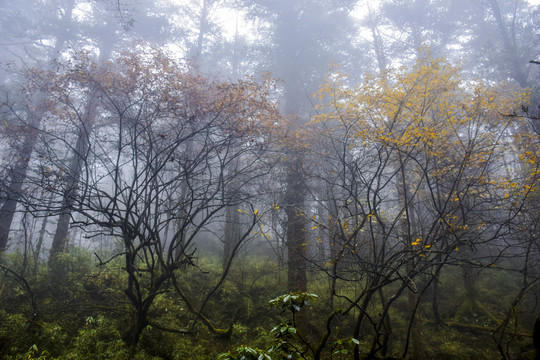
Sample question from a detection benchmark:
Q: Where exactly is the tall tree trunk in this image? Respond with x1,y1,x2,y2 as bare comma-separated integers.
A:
367,3,387,72
407,272,425,360
285,156,307,292
49,94,98,259
488,0,529,88
0,0,75,254
223,204,241,269
49,34,114,260
222,149,242,269
432,275,443,326
0,124,38,252
353,282,379,360
397,155,426,360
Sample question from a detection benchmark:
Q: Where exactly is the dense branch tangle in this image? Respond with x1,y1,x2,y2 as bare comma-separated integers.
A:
309,52,530,358
19,47,280,346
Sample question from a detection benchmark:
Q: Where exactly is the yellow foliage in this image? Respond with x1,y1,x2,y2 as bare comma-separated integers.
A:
312,52,527,166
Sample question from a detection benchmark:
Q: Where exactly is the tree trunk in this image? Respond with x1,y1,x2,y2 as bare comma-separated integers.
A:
285,156,307,292
397,155,426,360
407,281,426,360
0,0,75,254
0,125,38,252
353,285,378,360
488,0,528,88
432,275,443,326
49,96,97,259
223,204,241,269
49,35,114,260
222,150,242,269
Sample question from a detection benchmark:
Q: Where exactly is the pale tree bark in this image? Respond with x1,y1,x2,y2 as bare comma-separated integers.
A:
222,153,242,269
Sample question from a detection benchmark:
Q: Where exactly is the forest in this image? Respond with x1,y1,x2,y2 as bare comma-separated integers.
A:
0,0,539,359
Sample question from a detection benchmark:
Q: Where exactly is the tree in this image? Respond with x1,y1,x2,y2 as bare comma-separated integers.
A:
311,52,528,358
0,0,173,256
239,0,358,294
19,48,280,347
0,0,79,253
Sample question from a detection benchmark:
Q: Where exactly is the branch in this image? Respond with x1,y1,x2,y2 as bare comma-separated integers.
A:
0,264,38,316
147,321,197,335
94,251,125,266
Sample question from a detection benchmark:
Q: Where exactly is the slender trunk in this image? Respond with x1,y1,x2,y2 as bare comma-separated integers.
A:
173,136,193,261
353,286,377,360
49,36,114,260
378,288,392,356
34,200,53,274
49,95,97,259
397,155,426,360
407,275,425,359
432,273,443,326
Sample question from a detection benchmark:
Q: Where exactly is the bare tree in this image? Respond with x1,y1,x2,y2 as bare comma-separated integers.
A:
18,48,280,347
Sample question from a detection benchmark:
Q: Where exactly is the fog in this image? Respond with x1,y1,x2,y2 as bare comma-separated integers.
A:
0,1,539,359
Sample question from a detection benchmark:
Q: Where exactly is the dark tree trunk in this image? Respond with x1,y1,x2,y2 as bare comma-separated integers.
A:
223,204,241,269
432,276,443,326
0,120,39,252
49,35,114,260
407,280,426,360
0,0,75,254
49,99,96,259
285,156,307,292
353,286,377,360
397,156,426,360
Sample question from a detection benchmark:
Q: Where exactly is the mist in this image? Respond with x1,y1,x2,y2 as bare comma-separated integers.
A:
0,1,539,359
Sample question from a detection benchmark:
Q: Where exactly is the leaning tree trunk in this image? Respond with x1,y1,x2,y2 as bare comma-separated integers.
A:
0,122,38,253
0,0,74,253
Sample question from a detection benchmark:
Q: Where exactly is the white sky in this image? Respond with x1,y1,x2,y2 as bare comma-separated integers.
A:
215,0,540,43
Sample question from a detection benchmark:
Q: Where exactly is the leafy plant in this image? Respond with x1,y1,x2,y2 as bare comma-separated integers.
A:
218,345,272,360
25,345,50,360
